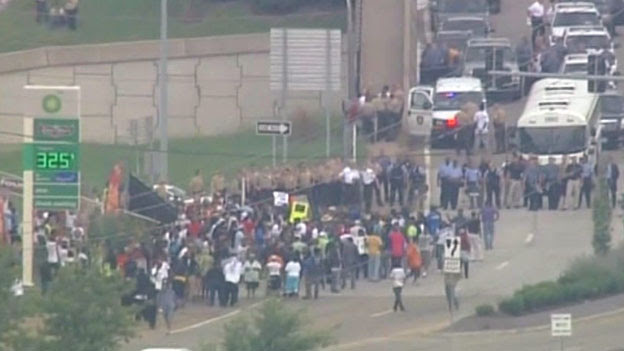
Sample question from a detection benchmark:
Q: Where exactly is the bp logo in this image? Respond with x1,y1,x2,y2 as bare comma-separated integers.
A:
42,94,62,114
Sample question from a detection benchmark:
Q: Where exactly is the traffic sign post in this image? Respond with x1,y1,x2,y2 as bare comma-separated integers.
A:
551,313,572,351
22,85,81,287
257,121,292,167
256,121,292,136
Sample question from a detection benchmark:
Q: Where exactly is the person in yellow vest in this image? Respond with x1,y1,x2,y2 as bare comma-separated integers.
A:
298,165,313,195
490,103,507,154
189,169,205,196
210,171,225,198
283,167,298,193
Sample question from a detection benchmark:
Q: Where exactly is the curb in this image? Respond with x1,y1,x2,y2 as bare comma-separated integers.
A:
437,306,624,337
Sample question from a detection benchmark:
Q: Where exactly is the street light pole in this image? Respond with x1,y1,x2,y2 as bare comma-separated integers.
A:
345,0,355,161
159,0,169,181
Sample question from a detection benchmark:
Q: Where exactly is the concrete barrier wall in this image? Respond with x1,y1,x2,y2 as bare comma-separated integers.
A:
0,33,347,144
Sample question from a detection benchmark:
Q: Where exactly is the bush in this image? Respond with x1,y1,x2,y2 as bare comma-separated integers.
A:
252,0,302,14
475,304,495,317
499,246,624,316
498,296,525,316
593,178,612,256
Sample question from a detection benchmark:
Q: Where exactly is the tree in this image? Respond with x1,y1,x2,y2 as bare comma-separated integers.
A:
209,299,332,351
35,264,136,351
592,178,612,256
0,248,33,351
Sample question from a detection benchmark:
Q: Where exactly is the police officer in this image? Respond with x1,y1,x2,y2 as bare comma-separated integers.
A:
438,157,452,210
483,160,502,209
407,161,427,211
389,159,407,208
579,157,594,209
524,156,542,211
447,160,464,211
541,157,561,210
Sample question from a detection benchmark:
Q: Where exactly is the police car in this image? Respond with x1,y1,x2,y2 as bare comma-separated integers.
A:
563,25,614,54
550,2,601,45
560,53,590,74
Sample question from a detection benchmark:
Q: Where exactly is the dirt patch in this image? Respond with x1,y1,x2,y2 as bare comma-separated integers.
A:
446,293,624,333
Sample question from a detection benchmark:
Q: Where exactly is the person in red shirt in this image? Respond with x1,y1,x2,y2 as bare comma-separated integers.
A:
458,228,471,279
389,225,406,266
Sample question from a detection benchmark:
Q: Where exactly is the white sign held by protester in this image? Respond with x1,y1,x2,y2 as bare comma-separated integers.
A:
273,191,289,207
551,314,572,337
443,237,461,274
444,237,461,259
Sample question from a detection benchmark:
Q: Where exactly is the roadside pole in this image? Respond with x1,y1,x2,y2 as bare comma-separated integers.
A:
281,30,289,164
272,135,277,167
22,116,33,287
345,0,355,161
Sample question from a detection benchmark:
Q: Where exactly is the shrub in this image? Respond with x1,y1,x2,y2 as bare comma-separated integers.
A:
519,281,563,312
499,246,624,316
252,0,302,14
475,304,495,317
498,296,525,316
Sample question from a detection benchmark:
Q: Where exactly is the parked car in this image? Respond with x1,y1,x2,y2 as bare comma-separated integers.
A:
439,16,491,38
429,0,488,31
462,38,521,101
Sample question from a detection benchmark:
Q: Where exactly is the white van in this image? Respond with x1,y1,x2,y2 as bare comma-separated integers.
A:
408,77,486,147
515,78,601,164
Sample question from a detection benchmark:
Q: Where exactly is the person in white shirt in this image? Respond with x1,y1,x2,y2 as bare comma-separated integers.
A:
340,165,361,206
473,103,489,152
151,260,170,292
527,0,545,48
361,166,379,213
243,254,262,299
284,257,302,297
266,255,283,295
223,255,243,306
389,263,406,312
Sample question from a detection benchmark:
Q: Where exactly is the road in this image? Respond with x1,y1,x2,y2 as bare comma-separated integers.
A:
124,1,624,350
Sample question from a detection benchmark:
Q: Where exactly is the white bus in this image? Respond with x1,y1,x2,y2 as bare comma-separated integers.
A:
516,78,601,164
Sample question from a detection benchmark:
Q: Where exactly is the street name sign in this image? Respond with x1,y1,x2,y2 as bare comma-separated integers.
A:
551,314,572,337
256,121,292,136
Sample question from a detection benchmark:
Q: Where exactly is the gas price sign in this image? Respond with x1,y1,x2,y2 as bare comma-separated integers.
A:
26,117,81,210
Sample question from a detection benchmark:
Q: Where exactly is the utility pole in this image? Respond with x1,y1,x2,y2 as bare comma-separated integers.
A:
158,0,169,181
345,0,356,161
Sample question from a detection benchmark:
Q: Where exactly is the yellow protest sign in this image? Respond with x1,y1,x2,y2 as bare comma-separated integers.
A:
289,201,309,223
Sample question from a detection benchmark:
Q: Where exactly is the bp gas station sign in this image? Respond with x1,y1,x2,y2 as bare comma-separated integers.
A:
23,87,81,210
22,86,81,286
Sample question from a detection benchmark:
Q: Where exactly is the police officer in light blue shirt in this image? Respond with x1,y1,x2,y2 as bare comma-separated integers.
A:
447,160,464,210
438,158,452,210
579,157,594,208
464,162,482,209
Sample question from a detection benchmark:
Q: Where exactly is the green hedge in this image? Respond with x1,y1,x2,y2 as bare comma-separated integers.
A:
475,304,495,316
498,247,624,316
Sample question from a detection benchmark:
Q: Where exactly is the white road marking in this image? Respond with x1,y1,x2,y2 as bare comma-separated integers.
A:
525,233,535,245
370,309,394,318
496,261,509,270
170,309,241,334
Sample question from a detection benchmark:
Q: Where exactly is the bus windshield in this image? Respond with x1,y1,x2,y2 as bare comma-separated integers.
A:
438,0,488,13
519,126,586,154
